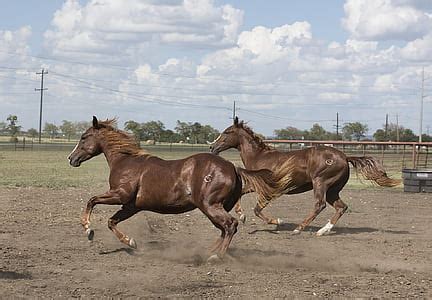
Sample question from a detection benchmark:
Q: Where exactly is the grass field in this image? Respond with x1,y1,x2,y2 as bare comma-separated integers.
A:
0,147,403,190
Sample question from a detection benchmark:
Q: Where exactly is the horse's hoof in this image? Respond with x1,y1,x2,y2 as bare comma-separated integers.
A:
86,228,94,240
316,221,334,236
207,254,222,265
239,214,246,224
316,229,331,237
276,218,284,225
292,229,301,235
129,238,137,249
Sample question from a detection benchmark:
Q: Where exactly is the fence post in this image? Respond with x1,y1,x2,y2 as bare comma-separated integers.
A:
23,137,26,151
412,144,417,169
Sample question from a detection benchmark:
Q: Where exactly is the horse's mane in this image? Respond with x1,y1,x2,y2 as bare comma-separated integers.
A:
97,119,149,156
239,121,273,151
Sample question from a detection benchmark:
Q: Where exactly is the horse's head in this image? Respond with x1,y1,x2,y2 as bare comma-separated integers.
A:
68,116,104,167
210,116,243,155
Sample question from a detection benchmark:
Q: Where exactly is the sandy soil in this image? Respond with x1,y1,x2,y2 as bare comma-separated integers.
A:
1,186,431,298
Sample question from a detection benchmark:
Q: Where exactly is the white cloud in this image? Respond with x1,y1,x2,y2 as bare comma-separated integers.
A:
2,1,432,136
400,33,432,61
342,0,432,41
44,0,243,60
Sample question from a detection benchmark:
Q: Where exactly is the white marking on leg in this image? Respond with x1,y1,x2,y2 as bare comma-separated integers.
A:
316,221,334,236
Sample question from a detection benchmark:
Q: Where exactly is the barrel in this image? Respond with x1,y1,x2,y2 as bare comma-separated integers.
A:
402,169,432,193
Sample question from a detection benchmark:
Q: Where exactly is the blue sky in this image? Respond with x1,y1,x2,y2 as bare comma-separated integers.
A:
0,0,431,137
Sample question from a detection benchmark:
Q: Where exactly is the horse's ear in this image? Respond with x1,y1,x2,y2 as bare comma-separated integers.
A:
92,116,99,128
234,116,239,127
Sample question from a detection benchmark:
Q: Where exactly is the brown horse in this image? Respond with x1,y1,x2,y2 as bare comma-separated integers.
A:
210,117,400,236
68,116,278,260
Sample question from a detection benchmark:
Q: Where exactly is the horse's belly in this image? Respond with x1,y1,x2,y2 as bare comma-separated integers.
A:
287,182,313,194
145,203,196,214
135,191,195,214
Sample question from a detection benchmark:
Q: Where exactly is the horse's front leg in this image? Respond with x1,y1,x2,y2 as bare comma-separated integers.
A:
81,190,123,240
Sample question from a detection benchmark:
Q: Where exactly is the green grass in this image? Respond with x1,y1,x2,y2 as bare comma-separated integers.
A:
0,151,109,188
0,148,403,189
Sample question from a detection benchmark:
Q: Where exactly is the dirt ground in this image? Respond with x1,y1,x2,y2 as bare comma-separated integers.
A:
1,186,431,298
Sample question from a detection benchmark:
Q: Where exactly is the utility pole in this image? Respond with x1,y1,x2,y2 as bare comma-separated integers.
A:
396,114,400,153
35,68,48,144
396,114,400,142
419,67,425,143
232,100,236,120
335,112,339,139
385,113,389,140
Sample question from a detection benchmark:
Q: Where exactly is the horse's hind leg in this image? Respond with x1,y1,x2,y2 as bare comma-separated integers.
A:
108,204,140,248
316,171,349,236
294,179,327,234
201,205,239,260
253,197,283,225
316,197,347,236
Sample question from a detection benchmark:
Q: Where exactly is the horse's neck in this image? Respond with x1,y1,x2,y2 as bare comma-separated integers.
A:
102,149,125,170
238,135,265,168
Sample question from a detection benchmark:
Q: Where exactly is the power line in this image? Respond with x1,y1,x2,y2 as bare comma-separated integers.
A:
0,51,424,92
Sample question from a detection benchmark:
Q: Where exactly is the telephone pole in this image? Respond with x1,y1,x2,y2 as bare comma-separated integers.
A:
335,112,339,139
35,68,48,144
232,100,236,120
396,114,400,142
385,113,389,140
419,67,425,143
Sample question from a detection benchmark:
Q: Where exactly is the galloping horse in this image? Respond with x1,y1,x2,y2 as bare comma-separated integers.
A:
68,116,278,260
210,117,400,236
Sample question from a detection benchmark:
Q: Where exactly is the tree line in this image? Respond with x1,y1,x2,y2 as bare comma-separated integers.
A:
2,115,431,143
0,115,220,144
274,122,432,142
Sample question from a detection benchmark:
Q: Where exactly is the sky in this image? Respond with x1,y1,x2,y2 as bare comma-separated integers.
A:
0,0,432,137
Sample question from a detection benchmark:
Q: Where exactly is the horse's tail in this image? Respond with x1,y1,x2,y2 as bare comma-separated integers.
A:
347,156,401,187
236,167,282,209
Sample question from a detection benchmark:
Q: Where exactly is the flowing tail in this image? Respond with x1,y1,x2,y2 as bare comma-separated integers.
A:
347,156,401,187
236,167,282,208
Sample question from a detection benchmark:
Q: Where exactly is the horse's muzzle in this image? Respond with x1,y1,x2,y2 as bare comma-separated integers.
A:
68,155,81,167
209,145,220,155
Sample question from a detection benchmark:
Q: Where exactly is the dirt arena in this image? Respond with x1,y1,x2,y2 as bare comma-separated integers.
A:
1,186,431,298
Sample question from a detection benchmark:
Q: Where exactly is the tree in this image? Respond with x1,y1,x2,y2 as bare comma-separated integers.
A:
124,120,143,141
174,120,219,144
27,128,38,139
6,115,21,136
373,123,417,142
342,122,368,141
60,120,76,141
44,122,59,139
175,120,193,142
6,115,21,141
306,123,329,140
274,126,305,140
141,121,165,141
160,129,181,143
200,125,219,144
0,121,6,134
75,121,91,135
